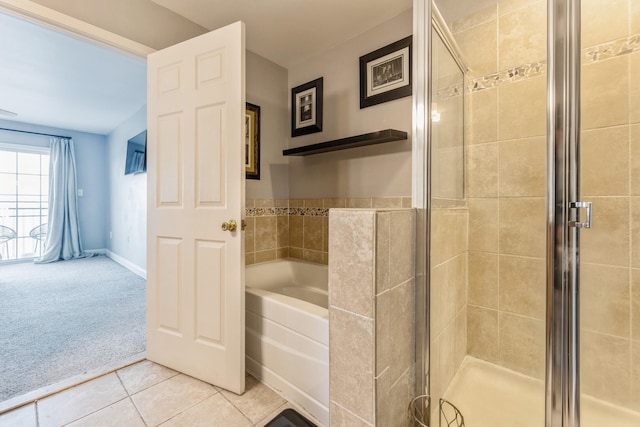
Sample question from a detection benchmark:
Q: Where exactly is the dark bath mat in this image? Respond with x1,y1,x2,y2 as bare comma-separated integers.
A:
264,408,317,427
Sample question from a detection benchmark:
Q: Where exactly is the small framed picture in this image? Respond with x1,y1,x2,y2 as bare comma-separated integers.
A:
291,77,323,137
359,36,412,109
245,102,260,180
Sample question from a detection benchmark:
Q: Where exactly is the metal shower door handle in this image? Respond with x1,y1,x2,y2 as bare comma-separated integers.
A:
569,201,592,228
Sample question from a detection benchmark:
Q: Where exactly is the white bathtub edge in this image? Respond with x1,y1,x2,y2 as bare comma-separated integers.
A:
246,290,329,346
247,355,329,427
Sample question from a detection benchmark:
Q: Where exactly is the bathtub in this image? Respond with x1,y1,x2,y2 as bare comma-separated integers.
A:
245,259,329,426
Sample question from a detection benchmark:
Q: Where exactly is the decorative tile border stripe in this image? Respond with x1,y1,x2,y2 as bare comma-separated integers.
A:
246,207,275,217
436,82,464,100
442,33,640,95
246,207,329,217
289,207,329,217
468,61,546,93
583,34,640,64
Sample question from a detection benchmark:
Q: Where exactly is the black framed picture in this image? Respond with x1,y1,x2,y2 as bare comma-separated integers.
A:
359,36,412,109
291,77,323,137
245,102,260,180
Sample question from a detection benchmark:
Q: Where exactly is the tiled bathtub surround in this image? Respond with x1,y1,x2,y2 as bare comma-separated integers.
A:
328,208,416,427
244,199,290,265
245,197,411,266
288,199,330,265
455,0,640,412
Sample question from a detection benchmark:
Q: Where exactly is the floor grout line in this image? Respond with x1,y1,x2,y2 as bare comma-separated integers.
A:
218,387,253,424
130,396,149,427
114,370,130,397
123,366,180,397
114,370,148,426
218,391,254,425
253,402,288,427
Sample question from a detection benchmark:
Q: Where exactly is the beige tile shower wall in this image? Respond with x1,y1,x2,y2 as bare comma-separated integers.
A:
456,0,640,411
246,197,412,266
429,207,468,414
456,0,548,384
456,0,549,385
328,209,415,427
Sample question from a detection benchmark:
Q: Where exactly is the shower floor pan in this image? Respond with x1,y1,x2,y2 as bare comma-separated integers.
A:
444,357,640,427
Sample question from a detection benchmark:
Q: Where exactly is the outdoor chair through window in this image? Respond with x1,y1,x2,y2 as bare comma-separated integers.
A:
29,223,47,254
0,225,17,260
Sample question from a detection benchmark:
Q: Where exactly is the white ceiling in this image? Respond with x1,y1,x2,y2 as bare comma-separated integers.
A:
151,0,413,69
0,10,146,135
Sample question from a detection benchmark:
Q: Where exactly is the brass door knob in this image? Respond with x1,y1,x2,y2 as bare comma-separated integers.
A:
221,220,237,232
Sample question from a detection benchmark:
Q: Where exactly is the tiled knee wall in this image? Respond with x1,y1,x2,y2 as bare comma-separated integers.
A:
328,208,416,426
245,197,412,265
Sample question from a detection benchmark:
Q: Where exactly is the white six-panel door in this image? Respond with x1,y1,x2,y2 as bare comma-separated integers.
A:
146,21,246,394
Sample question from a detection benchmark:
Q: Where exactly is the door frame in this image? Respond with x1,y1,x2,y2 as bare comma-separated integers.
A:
0,0,152,414
0,0,154,59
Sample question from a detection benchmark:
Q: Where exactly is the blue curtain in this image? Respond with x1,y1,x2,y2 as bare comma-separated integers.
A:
36,137,87,263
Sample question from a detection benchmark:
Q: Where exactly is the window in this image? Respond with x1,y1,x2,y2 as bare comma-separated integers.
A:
0,145,49,261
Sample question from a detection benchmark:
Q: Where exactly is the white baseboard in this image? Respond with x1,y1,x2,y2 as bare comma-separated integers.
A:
85,248,106,255
105,250,146,279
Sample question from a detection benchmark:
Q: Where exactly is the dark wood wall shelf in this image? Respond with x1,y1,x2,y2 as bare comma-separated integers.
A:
282,129,408,156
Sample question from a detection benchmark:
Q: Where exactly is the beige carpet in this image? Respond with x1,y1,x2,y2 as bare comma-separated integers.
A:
0,255,145,402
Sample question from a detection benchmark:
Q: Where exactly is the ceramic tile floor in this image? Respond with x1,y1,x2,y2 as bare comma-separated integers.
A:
0,360,306,427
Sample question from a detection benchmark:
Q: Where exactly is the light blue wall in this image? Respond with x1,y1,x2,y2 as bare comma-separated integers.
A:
105,106,146,271
0,119,108,251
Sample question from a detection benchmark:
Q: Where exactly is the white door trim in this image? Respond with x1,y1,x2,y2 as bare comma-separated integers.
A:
0,0,154,59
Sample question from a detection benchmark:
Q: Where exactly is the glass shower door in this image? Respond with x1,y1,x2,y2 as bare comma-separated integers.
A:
577,0,640,425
